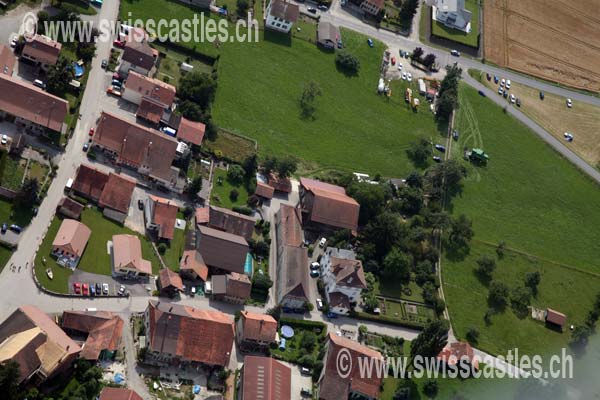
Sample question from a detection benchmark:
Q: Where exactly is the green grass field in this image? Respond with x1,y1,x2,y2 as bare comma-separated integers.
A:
430,0,480,48
162,213,186,271
35,208,161,293
210,168,250,209
443,85,600,355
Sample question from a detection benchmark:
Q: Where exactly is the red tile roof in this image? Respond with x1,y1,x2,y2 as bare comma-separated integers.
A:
122,40,155,71
150,195,178,240
320,333,382,400
57,197,84,219
437,341,479,370
268,174,292,193
61,311,124,360
243,356,291,400
255,181,274,199
147,300,234,367
137,96,165,124
72,164,110,201
125,71,176,106
99,387,144,400
159,268,184,292
180,249,208,281
195,207,210,225
208,205,255,240
546,308,567,327
0,73,68,132
177,117,205,146
93,112,178,183
52,219,91,258
99,173,136,214
197,225,249,274
330,257,367,289
239,311,277,343
300,177,359,231
112,234,152,275
22,34,61,66
0,45,16,76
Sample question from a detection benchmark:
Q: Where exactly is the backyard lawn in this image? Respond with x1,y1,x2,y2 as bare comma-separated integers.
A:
35,207,162,293
1,155,25,190
443,85,600,355
210,167,250,209
162,213,187,271
430,0,480,48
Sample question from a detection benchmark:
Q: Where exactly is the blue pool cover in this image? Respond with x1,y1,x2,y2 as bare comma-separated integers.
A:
244,253,253,275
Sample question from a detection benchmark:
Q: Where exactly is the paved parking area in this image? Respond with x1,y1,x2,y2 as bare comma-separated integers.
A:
125,187,147,234
285,361,313,399
68,270,155,296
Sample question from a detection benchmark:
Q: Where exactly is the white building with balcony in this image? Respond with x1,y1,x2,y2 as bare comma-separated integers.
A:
320,248,367,315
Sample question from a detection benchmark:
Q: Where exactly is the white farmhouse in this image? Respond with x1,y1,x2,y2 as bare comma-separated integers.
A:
265,0,299,33
320,248,367,315
429,0,472,33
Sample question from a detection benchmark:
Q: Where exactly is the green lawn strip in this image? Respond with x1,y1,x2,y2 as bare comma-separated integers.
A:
374,275,426,303
212,28,444,176
1,156,25,190
444,241,600,356
27,161,49,182
210,167,250,209
270,319,326,366
35,208,162,293
162,213,187,271
450,84,600,273
430,0,480,48
203,129,256,164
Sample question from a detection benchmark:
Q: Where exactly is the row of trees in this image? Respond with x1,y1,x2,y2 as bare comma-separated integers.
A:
436,64,462,122
178,71,218,140
410,47,437,69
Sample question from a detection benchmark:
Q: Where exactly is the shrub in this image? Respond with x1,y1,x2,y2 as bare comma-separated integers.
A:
157,243,167,254
335,52,360,75
227,164,245,184
232,206,253,215
229,188,239,201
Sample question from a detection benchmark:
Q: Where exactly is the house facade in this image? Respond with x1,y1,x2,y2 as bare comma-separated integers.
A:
265,0,299,33
236,311,277,353
211,272,252,304
320,247,367,314
111,234,152,277
21,34,61,70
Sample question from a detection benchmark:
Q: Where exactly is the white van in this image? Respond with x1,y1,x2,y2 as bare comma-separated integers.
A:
65,178,74,191
33,79,46,90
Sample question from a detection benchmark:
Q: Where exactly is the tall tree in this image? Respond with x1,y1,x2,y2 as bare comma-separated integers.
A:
46,56,74,94
410,320,449,359
448,214,474,247
383,248,412,282
407,138,432,167
17,178,38,209
299,80,322,119
179,71,217,110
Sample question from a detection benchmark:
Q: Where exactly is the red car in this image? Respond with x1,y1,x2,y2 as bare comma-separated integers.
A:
82,283,89,296
73,282,81,294
113,39,125,48
112,72,123,81
391,57,396,65
89,127,94,136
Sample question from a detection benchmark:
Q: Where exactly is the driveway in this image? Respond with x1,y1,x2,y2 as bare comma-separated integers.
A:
69,270,155,297
285,361,313,399
125,187,147,234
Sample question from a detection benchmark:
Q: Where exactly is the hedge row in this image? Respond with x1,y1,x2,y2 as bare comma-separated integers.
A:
355,312,427,330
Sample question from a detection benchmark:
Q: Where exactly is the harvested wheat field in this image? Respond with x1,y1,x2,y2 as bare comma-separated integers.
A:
483,0,600,92
476,72,600,167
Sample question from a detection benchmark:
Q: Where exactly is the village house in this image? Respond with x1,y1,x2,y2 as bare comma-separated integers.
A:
275,205,309,309
92,112,182,192
196,225,249,274
21,34,61,70
119,39,156,77
0,73,68,134
144,195,178,241
0,45,16,76
360,0,384,16
236,311,278,353
437,341,479,372
320,248,367,315
318,333,382,400
210,272,252,304
111,234,152,278
144,300,234,368
51,219,91,269
122,71,176,125
240,356,291,400
61,311,124,361
175,117,206,147
254,181,275,201
198,205,255,241
56,197,85,220
99,387,143,400
428,0,472,33
317,22,341,49
0,306,80,386
179,249,209,282
265,0,299,33
158,268,184,297
298,177,360,233
545,308,567,331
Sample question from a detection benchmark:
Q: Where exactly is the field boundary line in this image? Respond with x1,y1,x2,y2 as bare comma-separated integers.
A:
472,239,600,279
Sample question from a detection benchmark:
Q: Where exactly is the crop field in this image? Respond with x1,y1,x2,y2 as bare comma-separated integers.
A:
473,70,600,167
483,0,600,92
443,85,600,355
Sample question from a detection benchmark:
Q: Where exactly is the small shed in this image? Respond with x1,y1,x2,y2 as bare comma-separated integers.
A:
545,308,566,330
317,21,341,49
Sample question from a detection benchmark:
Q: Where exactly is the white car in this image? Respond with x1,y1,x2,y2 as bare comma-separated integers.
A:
506,79,511,89
102,283,109,294
397,63,402,71
510,94,516,103
566,98,572,108
501,78,505,86
316,298,323,310
563,132,574,142
401,72,407,80
1,135,7,145
407,72,412,82
498,87,503,95
310,261,320,270
319,237,327,248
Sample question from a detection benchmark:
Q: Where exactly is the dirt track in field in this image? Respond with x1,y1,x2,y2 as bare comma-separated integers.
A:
483,0,600,92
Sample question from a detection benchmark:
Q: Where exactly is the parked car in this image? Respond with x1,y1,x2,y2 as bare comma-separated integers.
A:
401,72,407,80
509,94,515,103
478,90,486,97
319,237,327,248
310,262,320,270
506,79,511,89
102,283,109,294
90,285,95,296
391,56,396,65
118,285,126,296
539,91,545,100
95,283,102,294
452,130,459,141
503,91,508,98
307,6,317,13
73,282,82,294
435,144,446,152
316,299,323,311
111,79,123,87
367,38,374,47
33,208,38,216
33,79,46,89
498,87,503,95
301,367,312,376
83,143,89,152
101,59,108,69
113,39,125,48
138,199,144,210
493,75,499,84
566,98,573,108
450,49,460,57
406,72,412,82
301,388,312,397
564,132,574,142
1,223,6,234
107,87,122,97
516,98,521,107
317,4,328,10
82,284,89,296
310,270,319,278
10,38,17,48
326,312,338,319
112,72,123,81
500,78,505,87
397,63,402,71
486,73,491,81
89,127,95,136
1,135,7,145
9,224,21,233
433,156,442,163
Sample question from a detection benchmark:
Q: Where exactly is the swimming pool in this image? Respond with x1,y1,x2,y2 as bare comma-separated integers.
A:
244,253,253,276
73,63,85,78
